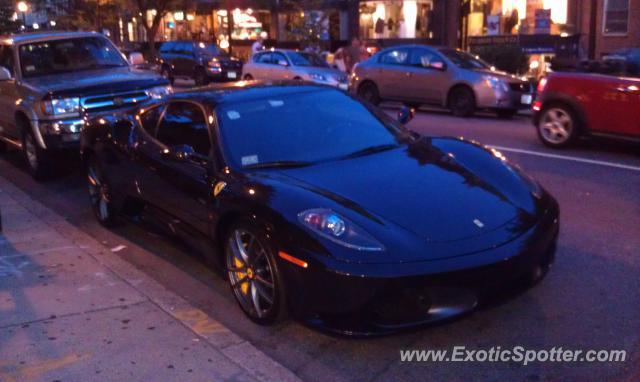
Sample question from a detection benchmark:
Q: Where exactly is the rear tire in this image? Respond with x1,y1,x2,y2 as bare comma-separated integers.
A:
449,86,476,117
21,125,51,181
161,66,174,86
536,104,579,148
225,219,287,325
357,82,380,105
243,74,253,81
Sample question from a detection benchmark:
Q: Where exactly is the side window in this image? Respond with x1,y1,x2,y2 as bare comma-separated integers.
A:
410,49,445,68
379,49,410,66
139,105,164,135
172,42,187,54
160,42,174,54
272,52,288,66
183,43,195,56
256,52,272,64
0,45,14,74
157,102,211,156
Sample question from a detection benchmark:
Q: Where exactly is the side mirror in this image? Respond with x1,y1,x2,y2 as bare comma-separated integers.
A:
129,52,145,66
0,66,12,80
398,106,416,125
162,144,195,162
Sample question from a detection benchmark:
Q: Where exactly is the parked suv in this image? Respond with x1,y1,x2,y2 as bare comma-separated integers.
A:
533,72,640,148
158,41,243,86
350,45,532,118
0,31,171,179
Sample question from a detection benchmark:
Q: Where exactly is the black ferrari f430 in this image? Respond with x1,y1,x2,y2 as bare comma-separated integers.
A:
81,82,559,335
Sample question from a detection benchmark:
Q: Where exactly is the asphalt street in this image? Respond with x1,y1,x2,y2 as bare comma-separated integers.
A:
1,108,639,381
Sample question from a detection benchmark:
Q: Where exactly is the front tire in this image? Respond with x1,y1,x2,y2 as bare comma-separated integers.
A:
86,157,119,227
449,86,476,117
21,127,51,181
225,220,287,325
194,68,209,86
537,104,579,148
243,74,254,81
357,82,380,105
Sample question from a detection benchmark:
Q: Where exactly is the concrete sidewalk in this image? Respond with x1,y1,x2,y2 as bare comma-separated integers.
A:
0,175,301,382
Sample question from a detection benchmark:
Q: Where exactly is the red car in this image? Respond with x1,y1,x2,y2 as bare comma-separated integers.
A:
532,72,640,148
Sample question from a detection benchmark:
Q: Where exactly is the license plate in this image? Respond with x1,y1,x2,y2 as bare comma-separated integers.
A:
338,83,348,91
521,94,532,105
227,72,237,79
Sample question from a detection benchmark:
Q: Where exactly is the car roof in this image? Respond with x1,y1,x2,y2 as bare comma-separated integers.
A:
171,81,339,106
0,31,105,45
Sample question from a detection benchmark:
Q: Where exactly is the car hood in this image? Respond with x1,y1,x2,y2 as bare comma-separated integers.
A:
296,67,346,80
473,68,523,82
22,67,167,96
280,138,538,244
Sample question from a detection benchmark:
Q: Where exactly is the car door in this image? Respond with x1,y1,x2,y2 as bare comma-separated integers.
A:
269,52,291,80
405,48,451,104
172,42,196,77
0,45,19,141
248,52,272,79
375,48,411,100
148,101,213,235
584,75,640,137
159,42,176,70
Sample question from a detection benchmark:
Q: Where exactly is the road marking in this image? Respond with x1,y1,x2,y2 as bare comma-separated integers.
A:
489,145,640,172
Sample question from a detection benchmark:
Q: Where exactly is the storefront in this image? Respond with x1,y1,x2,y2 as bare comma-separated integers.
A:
462,0,580,77
358,0,436,39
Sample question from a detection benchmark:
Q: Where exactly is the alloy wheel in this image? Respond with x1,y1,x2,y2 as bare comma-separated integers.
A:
87,163,112,223
24,134,39,171
540,108,573,145
226,229,277,320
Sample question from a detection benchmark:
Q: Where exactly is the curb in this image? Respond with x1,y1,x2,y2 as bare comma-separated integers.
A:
0,175,301,382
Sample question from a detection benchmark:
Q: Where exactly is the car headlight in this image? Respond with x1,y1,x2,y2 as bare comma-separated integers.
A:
483,75,509,92
298,208,384,251
146,85,173,100
42,97,80,116
308,73,327,82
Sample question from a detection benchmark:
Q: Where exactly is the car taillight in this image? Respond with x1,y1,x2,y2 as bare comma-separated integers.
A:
537,77,548,93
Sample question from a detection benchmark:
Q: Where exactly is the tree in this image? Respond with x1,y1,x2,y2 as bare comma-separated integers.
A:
279,0,332,49
0,0,19,34
131,0,184,58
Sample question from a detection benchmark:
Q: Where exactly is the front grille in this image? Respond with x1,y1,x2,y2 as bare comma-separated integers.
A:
509,82,531,93
221,61,243,70
81,90,150,112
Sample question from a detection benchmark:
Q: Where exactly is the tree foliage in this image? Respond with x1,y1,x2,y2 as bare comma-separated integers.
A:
0,0,19,34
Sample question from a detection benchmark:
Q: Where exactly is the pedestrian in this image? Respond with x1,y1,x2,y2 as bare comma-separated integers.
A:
334,46,347,72
251,33,266,56
345,37,364,73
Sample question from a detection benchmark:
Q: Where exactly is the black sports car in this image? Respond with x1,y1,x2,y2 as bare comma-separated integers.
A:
81,82,559,336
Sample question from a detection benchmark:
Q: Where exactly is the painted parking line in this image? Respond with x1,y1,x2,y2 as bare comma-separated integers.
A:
488,145,640,172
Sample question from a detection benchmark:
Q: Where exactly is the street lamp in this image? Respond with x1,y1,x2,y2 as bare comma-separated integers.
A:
17,1,28,28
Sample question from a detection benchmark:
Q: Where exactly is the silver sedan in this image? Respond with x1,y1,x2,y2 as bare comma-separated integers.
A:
350,45,533,118
242,49,348,90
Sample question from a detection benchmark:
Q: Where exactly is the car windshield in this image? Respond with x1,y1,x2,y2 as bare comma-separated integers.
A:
217,88,404,169
19,37,127,78
439,49,490,70
287,52,329,67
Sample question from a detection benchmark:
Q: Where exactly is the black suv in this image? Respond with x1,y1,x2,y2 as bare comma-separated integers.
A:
158,41,243,86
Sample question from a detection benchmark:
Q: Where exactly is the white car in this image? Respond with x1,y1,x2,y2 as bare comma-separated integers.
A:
243,49,348,90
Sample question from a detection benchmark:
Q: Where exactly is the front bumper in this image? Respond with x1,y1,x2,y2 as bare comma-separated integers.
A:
280,201,559,336
37,118,83,150
207,67,242,82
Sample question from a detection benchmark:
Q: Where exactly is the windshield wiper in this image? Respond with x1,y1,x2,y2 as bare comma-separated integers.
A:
339,144,400,160
243,160,314,170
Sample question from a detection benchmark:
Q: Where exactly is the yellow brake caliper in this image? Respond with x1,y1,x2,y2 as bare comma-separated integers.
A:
234,257,249,295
